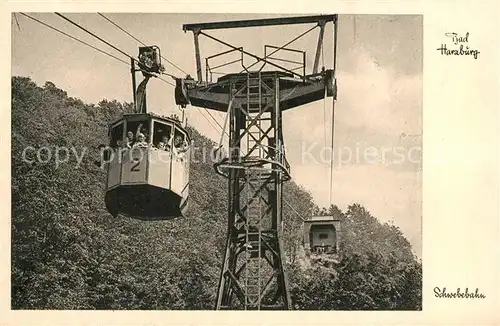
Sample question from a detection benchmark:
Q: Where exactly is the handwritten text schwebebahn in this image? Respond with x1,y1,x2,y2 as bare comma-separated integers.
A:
434,287,486,299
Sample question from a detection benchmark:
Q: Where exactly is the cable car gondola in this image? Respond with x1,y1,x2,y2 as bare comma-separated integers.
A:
103,46,191,220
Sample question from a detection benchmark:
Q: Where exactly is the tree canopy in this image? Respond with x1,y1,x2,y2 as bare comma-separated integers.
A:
11,76,421,310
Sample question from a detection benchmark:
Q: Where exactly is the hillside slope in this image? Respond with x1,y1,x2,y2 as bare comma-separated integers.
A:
11,76,421,310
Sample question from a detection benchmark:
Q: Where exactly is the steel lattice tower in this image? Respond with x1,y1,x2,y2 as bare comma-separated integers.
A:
214,71,292,309
174,15,338,310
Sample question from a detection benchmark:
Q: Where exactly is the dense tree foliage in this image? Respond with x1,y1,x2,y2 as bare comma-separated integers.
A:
11,76,421,310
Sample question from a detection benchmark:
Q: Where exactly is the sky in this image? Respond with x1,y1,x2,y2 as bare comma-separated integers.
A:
11,13,423,256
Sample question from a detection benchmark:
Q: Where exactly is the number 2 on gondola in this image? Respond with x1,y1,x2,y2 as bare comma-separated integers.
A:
131,158,140,172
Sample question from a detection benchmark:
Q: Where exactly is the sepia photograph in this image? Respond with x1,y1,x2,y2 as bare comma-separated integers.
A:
11,13,423,310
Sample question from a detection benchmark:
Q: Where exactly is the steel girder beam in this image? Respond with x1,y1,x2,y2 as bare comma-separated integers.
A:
183,14,337,31
175,70,336,111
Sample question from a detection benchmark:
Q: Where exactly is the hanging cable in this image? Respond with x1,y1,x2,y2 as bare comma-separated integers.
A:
97,12,189,76
97,13,145,45
329,99,335,209
218,99,233,149
321,34,326,69
321,38,328,154
54,13,175,87
328,17,338,209
156,76,175,87
55,12,134,60
14,13,21,31
333,16,338,72
196,108,222,135
319,25,334,209
353,15,357,44
162,71,179,80
19,13,130,66
204,108,225,132
284,200,306,221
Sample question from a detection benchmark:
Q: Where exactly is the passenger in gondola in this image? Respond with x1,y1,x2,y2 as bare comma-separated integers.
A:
135,123,150,144
173,135,188,156
172,135,188,161
158,135,171,151
125,131,134,148
133,133,148,148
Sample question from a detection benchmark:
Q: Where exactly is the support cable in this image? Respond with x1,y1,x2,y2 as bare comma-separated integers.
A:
55,13,174,86
20,13,130,66
97,13,189,76
218,99,233,149
328,19,338,209
56,12,133,61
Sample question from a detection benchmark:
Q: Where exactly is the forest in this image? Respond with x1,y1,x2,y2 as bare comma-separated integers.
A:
11,76,422,310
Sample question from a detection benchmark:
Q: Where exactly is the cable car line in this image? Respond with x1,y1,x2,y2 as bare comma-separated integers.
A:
53,13,174,87
322,43,328,154
20,13,174,90
328,21,338,208
284,200,306,221
24,13,174,87
97,12,187,76
203,108,225,131
196,107,221,135
55,13,138,63
97,12,189,76
14,13,21,31
19,13,131,66
156,76,175,87
321,37,334,209
218,99,232,150
97,13,145,46
328,94,336,209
